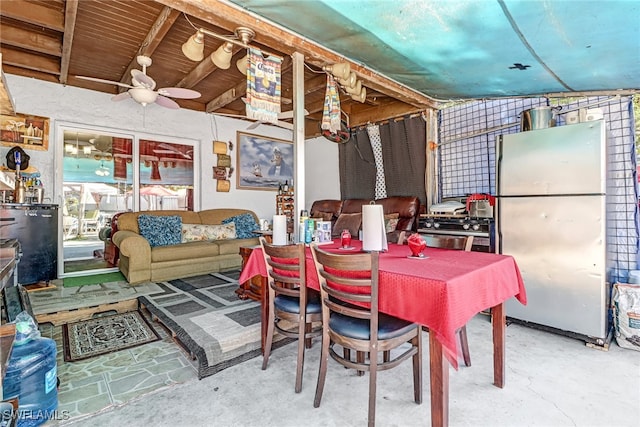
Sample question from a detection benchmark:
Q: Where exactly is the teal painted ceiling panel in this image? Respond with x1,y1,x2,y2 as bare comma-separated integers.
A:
230,0,640,100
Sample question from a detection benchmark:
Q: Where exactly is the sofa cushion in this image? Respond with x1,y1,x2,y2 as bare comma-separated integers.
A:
384,213,400,233
313,212,334,222
151,240,220,262
181,223,237,242
138,215,182,247
222,213,260,239
332,213,362,237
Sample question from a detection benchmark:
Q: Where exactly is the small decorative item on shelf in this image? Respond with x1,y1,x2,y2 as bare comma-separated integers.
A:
341,229,352,249
407,233,427,258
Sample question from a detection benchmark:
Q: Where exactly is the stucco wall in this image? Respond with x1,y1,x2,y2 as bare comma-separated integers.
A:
2,74,340,219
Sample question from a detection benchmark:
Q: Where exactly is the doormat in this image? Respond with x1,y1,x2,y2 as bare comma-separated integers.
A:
62,310,160,362
139,270,293,379
63,272,126,288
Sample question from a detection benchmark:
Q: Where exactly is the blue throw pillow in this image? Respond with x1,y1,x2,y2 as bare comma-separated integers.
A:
222,213,259,239
138,215,182,247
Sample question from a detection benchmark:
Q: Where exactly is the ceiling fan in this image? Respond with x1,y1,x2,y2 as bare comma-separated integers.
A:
77,55,201,109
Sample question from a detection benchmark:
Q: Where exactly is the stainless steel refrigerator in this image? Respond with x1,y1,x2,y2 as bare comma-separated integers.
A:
495,120,609,341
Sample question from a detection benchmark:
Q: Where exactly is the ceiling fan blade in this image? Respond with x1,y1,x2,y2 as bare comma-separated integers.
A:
155,95,180,109
131,69,156,90
157,87,201,99
278,109,309,119
77,75,134,89
111,91,131,102
275,121,294,130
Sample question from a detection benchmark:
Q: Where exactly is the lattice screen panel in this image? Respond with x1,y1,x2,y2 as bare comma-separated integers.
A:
437,96,638,283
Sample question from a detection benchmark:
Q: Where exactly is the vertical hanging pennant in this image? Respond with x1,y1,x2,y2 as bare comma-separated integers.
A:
246,48,281,124
321,74,341,134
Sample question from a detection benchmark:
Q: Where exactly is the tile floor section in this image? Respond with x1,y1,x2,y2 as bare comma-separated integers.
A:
39,309,198,423
20,278,202,425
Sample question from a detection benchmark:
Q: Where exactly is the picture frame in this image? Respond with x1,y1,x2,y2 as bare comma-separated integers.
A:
217,154,231,167
213,166,228,180
216,179,230,192
236,131,293,191
0,114,50,151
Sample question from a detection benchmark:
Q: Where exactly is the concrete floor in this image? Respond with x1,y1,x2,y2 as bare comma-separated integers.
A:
59,315,639,427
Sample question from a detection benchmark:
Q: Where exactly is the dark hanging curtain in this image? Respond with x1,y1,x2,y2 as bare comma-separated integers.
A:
338,127,376,199
378,116,427,205
339,115,426,204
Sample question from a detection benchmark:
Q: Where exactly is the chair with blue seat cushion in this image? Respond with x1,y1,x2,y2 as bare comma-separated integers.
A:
310,245,422,426
259,237,322,393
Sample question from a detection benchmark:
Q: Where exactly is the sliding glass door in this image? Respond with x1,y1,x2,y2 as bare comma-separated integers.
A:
62,129,132,275
60,125,198,277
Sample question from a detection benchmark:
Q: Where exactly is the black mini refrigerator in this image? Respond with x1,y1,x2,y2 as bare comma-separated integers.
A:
0,203,58,285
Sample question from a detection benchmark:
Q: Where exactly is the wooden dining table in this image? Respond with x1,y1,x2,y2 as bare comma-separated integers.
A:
239,239,526,427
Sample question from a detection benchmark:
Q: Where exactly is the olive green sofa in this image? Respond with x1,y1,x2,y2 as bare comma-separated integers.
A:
112,208,260,284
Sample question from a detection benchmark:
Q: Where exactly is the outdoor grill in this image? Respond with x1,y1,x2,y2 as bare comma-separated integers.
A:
418,198,494,252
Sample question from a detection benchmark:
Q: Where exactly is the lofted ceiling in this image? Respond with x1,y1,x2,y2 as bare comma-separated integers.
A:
1,0,638,138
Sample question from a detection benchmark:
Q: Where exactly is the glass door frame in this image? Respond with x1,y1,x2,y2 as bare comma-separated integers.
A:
55,122,201,278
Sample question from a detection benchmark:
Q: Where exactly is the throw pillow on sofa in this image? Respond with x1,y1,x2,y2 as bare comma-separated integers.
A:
181,223,237,242
222,213,260,239
384,213,400,233
138,215,182,247
332,213,361,238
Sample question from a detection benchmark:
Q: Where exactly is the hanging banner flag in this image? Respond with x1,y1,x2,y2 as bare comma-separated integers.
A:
246,48,281,124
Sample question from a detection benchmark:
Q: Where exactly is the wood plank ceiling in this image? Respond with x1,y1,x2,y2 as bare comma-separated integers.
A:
0,0,437,137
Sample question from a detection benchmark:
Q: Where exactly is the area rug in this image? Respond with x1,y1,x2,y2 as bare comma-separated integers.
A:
63,271,126,288
139,270,293,379
62,310,160,362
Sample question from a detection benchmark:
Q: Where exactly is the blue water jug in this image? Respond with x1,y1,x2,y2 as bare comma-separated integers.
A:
2,314,58,427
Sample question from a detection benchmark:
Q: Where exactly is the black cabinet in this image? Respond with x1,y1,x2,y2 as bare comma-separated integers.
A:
0,204,58,285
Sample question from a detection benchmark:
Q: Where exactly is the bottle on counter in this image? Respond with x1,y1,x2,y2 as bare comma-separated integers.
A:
299,210,309,244
14,177,26,204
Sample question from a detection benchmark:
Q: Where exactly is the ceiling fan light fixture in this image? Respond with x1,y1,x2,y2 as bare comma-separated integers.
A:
337,71,358,89
323,62,351,80
182,30,205,61
129,87,158,106
236,54,248,75
350,86,367,103
211,42,234,69
344,80,362,95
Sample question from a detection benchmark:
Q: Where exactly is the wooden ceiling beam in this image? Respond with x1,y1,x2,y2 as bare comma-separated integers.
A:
348,100,423,127
0,25,62,57
0,47,60,76
59,0,79,85
2,64,60,83
1,54,16,115
0,0,65,32
304,74,327,95
206,79,246,112
119,6,181,87
153,0,437,110
175,44,245,89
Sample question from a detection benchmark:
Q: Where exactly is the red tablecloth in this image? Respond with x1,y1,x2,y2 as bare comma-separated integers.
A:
239,239,526,369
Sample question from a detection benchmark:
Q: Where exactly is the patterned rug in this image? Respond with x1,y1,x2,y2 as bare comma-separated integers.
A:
62,310,160,362
139,270,292,379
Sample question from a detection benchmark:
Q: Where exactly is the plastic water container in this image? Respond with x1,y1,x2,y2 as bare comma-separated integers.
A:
2,336,58,427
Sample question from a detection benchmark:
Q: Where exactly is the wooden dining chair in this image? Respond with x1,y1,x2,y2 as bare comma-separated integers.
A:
422,234,474,367
310,245,422,426
259,237,323,393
